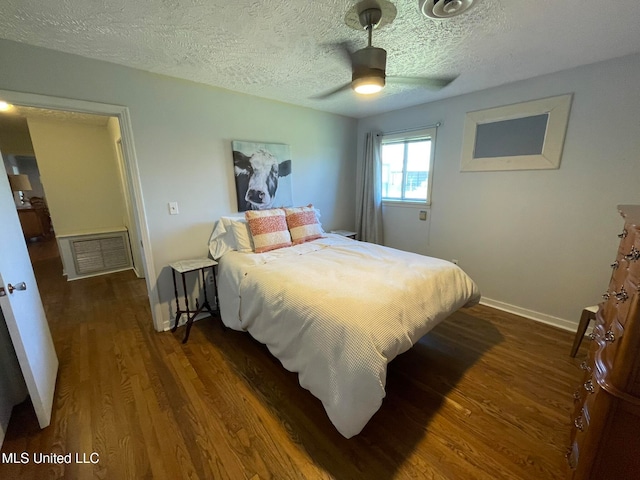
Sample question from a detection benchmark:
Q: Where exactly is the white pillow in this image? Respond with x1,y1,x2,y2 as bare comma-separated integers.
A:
208,214,251,259
220,215,246,226
208,220,236,259
227,218,254,252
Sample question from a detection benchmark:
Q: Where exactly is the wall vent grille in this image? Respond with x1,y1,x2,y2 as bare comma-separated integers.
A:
72,234,130,275
58,229,133,279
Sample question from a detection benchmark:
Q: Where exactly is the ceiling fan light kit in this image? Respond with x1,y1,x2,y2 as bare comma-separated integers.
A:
353,74,385,94
419,0,479,19
351,44,387,95
312,0,460,100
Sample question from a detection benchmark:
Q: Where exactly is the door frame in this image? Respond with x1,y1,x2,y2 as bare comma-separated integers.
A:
0,89,163,331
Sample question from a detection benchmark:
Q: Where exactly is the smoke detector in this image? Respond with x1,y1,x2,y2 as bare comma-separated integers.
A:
419,0,480,19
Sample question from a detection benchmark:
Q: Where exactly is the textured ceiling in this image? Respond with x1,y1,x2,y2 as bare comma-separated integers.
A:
1,0,640,118
0,106,110,133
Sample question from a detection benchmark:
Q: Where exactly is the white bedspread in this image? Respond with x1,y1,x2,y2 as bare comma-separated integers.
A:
217,235,480,438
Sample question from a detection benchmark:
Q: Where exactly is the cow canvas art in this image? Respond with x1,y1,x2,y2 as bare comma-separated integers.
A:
232,141,293,211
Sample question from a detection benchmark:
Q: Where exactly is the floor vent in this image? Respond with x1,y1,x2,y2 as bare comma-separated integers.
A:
57,228,133,280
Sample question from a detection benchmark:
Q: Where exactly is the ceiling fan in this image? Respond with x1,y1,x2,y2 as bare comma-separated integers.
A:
313,3,457,100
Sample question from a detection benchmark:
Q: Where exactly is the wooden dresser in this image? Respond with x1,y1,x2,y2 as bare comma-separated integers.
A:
566,205,640,479
17,207,45,239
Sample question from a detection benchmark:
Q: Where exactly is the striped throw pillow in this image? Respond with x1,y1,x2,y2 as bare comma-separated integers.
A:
284,205,325,244
245,209,292,253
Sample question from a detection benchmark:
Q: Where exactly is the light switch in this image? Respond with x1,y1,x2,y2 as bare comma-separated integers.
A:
419,210,427,221
168,202,179,215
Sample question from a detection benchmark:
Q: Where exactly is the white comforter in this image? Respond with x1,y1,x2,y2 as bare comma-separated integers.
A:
217,235,480,438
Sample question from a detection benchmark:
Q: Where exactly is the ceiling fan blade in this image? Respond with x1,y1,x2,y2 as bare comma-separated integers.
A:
310,82,353,100
334,42,355,68
386,75,458,89
322,42,356,69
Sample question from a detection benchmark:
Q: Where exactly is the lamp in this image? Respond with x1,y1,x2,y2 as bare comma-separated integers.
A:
8,174,32,206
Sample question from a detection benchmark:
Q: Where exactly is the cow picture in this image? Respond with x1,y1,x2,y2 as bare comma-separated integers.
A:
232,141,292,211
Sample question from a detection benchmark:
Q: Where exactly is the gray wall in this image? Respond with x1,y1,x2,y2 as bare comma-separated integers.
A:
3,37,638,333
357,53,640,329
0,39,358,330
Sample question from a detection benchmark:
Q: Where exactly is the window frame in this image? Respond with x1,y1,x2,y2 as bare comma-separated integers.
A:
380,127,437,206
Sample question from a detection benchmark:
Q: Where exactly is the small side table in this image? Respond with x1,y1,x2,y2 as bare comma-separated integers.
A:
330,230,357,240
169,258,218,343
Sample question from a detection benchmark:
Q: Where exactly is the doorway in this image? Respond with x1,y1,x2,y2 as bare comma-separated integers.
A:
0,89,162,331
5,154,57,261
4,113,144,281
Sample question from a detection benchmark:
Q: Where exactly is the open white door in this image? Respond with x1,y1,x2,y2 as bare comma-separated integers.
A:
0,171,58,428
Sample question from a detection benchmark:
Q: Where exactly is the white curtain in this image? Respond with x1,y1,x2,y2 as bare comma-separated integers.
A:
356,132,383,244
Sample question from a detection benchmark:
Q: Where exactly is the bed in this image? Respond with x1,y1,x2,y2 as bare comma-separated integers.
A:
210,212,480,438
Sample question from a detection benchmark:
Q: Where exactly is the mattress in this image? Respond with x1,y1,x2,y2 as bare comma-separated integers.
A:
216,234,480,438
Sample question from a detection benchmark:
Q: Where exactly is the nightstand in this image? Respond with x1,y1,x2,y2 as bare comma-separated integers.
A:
169,258,218,343
330,230,357,240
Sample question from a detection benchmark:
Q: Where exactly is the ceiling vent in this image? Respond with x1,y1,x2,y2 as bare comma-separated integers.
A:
419,0,479,19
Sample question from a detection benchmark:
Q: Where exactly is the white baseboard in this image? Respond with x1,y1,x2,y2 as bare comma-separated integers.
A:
480,297,578,332
161,298,582,334
162,312,211,333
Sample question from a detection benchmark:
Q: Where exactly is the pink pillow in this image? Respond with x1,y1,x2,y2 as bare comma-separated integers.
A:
284,205,325,244
245,209,292,253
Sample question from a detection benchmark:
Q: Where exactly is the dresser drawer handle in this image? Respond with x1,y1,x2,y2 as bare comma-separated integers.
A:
574,415,584,431
605,330,616,343
624,246,640,262
579,361,592,373
584,379,595,394
614,287,628,303
566,445,577,470
565,446,574,459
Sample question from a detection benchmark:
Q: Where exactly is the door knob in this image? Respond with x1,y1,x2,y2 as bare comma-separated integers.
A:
7,282,27,294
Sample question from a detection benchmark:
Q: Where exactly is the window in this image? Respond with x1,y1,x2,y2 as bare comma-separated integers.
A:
381,127,436,204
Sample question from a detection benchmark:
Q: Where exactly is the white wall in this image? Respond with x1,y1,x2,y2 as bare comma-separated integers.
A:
358,53,640,329
107,116,145,277
0,39,357,330
27,118,127,236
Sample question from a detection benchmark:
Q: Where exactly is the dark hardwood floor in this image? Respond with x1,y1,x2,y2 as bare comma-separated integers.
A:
1,240,586,479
